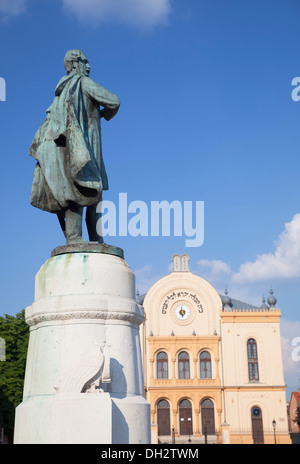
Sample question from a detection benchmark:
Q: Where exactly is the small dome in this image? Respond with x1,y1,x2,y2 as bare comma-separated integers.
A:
260,297,269,309
267,288,277,307
223,289,232,309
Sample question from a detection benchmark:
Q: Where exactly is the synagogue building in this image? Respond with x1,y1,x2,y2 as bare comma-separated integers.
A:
139,254,291,444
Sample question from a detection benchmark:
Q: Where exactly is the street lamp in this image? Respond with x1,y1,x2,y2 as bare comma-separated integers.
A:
204,427,208,444
272,420,277,444
171,426,175,444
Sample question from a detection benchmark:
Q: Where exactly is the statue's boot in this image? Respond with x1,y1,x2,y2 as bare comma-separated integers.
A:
86,203,104,244
65,204,86,244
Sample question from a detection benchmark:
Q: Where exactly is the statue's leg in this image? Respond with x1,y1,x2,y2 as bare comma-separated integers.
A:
65,204,85,244
86,200,103,243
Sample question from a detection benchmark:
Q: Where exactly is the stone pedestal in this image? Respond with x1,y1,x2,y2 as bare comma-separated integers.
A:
14,250,150,444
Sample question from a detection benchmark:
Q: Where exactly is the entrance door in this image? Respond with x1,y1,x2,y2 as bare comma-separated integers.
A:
157,400,170,436
201,399,215,435
179,399,193,435
251,407,264,444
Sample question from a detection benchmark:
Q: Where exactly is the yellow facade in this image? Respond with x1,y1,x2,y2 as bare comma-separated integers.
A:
145,335,223,443
140,254,291,444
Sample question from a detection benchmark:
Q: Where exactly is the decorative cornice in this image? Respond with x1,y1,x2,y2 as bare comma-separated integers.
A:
223,385,286,392
147,335,220,343
26,309,144,327
221,308,281,323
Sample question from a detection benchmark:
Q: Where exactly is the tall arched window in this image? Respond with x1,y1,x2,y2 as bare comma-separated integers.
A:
200,351,212,379
157,351,168,379
247,339,259,382
178,351,190,379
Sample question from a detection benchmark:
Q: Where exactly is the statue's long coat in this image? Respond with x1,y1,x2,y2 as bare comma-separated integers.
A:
29,74,120,213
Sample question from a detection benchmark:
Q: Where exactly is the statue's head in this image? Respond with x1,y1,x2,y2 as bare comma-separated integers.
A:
64,49,91,77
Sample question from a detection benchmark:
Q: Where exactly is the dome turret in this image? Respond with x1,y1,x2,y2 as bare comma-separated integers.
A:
223,289,232,310
267,288,277,308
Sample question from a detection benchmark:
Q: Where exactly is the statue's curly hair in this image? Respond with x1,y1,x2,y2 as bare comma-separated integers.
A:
64,49,86,74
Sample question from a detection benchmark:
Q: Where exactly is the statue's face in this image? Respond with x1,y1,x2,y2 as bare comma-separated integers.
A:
75,52,91,77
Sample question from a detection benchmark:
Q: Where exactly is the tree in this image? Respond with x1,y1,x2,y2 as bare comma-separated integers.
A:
0,310,29,442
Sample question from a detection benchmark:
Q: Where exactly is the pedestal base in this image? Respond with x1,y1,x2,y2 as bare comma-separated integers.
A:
14,393,112,444
14,251,150,444
14,394,150,444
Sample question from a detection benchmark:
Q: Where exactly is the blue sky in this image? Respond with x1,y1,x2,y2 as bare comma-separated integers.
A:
0,0,300,394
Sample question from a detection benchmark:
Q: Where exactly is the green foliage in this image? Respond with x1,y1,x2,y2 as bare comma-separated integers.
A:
0,310,29,439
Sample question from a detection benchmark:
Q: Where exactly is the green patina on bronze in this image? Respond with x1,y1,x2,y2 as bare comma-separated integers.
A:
29,49,121,256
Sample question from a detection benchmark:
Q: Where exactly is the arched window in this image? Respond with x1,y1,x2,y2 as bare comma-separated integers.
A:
178,351,190,379
200,351,212,379
157,399,171,436
247,339,259,382
157,351,168,379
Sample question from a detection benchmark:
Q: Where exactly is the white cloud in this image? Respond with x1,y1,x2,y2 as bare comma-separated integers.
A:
196,259,231,288
0,0,28,17
232,213,300,284
198,259,231,276
0,0,172,29
280,319,300,391
62,0,172,29
196,259,263,306
193,214,300,307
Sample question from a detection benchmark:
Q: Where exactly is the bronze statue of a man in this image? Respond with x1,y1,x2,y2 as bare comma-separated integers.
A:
29,49,120,244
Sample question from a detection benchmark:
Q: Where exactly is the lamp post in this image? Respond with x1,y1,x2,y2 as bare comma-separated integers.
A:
272,420,277,444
